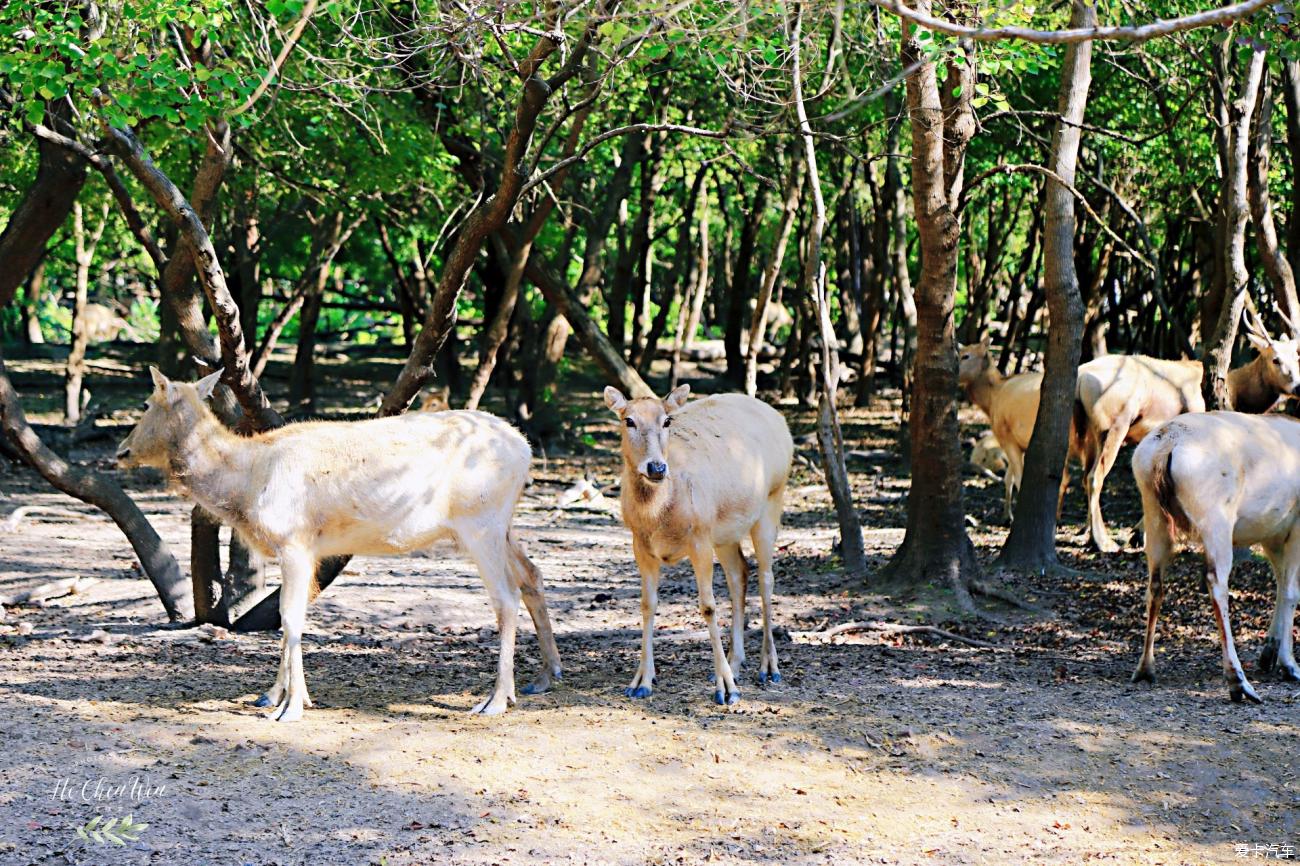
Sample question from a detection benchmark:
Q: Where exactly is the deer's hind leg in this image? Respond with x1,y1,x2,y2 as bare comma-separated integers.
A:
460,525,521,716
507,531,563,696
750,494,783,686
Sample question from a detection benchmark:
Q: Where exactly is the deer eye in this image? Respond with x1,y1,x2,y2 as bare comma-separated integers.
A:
1275,357,1283,366
663,417,672,429
140,401,150,411
625,418,637,429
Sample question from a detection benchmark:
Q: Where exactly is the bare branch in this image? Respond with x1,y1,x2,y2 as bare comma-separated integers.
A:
230,0,320,117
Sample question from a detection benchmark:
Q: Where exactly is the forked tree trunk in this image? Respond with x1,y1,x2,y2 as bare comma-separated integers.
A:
880,4,980,607
1204,46,1266,411
997,0,1094,571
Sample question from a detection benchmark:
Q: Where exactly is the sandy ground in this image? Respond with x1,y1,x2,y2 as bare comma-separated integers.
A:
1,355,1298,865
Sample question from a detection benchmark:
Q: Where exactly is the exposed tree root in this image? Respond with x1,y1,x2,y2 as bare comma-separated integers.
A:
971,578,1054,616
793,619,1000,649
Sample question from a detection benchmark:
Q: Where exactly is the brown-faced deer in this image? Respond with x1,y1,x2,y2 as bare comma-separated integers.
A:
1075,308,1300,552
958,340,1077,521
603,385,793,705
116,368,561,721
1131,411,1300,703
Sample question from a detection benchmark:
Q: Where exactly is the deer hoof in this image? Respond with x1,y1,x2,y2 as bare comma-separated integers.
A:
252,693,272,708
1279,663,1300,683
1229,680,1263,704
1130,666,1156,685
713,690,741,706
758,671,783,686
624,686,652,699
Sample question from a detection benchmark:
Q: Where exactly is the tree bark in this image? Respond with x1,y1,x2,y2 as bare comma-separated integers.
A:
1204,47,1266,411
746,153,804,396
22,261,47,344
725,184,770,385
0,102,87,309
64,201,108,425
0,350,189,620
1247,66,1300,334
790,3,866,577
880,3,980,607
997,0,1094,571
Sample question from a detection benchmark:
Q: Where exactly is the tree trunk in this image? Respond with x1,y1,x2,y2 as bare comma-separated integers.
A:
1282,60,1300,280
637,165,706,376
746,153,804,396
22,261,47,344
1204,47,1266,411
790,4,866,577
997,0,1094,571
671,184,712,388
289,211,351,412
884,91,917,421
64,202,107,425
1248,66,1300,334
880,4,980,607
0,350,190,620
725,185,769,385
0,102,87,308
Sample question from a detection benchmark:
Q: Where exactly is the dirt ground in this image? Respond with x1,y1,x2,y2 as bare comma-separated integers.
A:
1,349,1298,865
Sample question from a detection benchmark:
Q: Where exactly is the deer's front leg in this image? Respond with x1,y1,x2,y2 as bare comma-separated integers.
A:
626,538,660,699
690,544,739,705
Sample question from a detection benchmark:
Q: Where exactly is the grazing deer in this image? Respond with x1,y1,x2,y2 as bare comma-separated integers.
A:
1075,308,1300,552
958,340,1076,521
116,368,561,721
1131,411,1300,703
604,385,793,705
969,430,1008,478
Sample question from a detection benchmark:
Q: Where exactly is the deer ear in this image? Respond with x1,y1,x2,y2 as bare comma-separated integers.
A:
979,336,991,352
149,366,169,392
194,368,224,400
603,386,628,413
664,384,691,413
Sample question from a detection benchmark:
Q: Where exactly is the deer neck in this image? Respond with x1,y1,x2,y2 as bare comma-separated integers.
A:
166,402,257,519
964,367,1002,419
1226,358,1281,414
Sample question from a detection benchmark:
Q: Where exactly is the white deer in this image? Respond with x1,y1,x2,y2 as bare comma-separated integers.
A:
604,385,793,705
116,368,561,721
1131,411,1300,703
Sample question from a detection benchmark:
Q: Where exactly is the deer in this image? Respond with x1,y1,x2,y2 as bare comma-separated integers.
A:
603,384,793,706
116,367,562,722
1074,307,1300,552
1131,411,1300,703
958,340,1077,521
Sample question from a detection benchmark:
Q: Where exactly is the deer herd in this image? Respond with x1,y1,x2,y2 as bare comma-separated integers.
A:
112,309,1300,721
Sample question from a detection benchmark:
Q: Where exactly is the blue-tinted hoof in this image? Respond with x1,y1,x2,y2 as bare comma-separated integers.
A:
707,672,716,683
520,682,544,696
770,672,782,684
632,686,651,699
714,691,726,705
252,694,271,708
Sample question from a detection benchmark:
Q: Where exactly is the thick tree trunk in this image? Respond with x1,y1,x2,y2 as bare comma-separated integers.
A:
1204,47,1266,411
1282,60,1300,279
997,0,1095,571
881,5,980,606
0,350,190,620
0,103,87,308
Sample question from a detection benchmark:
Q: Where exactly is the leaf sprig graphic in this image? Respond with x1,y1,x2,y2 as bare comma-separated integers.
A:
74,814,149,846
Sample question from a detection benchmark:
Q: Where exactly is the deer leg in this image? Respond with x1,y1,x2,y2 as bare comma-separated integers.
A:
715,542,748,679
1087,415,1133,553
750,497,783,686
690,544,740,705
253,632,288,709
1262,546,1300,681
625,537,660,698
268,545,314,722
1131,520,1171,684
1203,527,1260,703
508,534,562,696
1002,446,1024,524
463,528,519,716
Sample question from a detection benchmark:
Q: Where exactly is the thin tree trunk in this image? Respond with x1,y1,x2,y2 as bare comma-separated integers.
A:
671,186,711,388
1204,47,1266,410
790,3,866,576
725,185,769,385
22,261,47,344
1248,66,1300,333
997,0,1094,571
64,201,108,424
746,153,804,396
1282,60,1300,279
